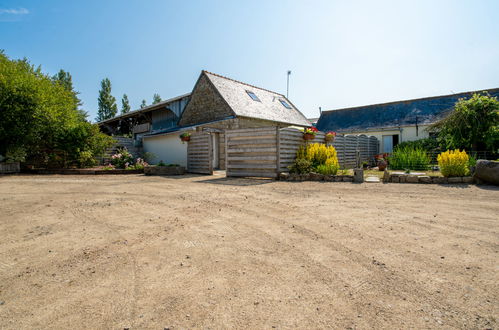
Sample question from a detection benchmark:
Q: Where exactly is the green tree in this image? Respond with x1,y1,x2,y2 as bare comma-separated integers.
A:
152,93,162,104
430,93,499,151
96,78,118,122
140,99,147,109
52,69,87,120
0,51,114,167
121,94,131,114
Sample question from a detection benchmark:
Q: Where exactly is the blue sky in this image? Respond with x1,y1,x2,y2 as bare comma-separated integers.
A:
1,0,498,121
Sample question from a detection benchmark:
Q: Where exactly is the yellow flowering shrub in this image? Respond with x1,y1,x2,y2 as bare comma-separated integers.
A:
437,149,469,177
294,143,339,175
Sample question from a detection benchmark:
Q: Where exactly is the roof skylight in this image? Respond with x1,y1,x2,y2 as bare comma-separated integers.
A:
279,99,292,109
246,90,261,102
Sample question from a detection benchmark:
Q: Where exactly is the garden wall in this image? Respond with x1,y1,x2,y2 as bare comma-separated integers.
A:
225,127,379,178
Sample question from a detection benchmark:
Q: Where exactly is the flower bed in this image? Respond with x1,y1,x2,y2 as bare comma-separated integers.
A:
279,172,354,182
25,168,143,175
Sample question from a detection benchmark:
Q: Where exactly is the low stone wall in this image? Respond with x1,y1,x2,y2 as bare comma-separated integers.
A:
26,169,143,175
385,173,473,184
279,172,354,182
144,166,185,176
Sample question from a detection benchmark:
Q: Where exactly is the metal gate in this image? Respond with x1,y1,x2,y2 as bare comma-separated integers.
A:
187,131,213,174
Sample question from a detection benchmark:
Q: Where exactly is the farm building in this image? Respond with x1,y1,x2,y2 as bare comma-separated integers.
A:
316,88,499,153
98,71,310,168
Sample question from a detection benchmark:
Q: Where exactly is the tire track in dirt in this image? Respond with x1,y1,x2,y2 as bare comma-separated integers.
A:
68,196,140,328
185,205,366,327
200,195,493,328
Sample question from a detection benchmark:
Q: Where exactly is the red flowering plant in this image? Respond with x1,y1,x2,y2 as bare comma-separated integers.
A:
302,126,318,140
325,131,336,142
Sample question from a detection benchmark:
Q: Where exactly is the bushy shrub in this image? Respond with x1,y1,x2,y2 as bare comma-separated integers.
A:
5,146,27,162
289,143,339,175
78,150,96,168
389,146,431,170
111,148,134,169
430,93,499,151
289,158,313,174
437,149,469,177
0,51,114,168
127,158,148,170
110,148,148,170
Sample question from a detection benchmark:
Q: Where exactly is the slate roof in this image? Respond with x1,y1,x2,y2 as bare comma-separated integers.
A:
316,88,499,132
203,71,310,127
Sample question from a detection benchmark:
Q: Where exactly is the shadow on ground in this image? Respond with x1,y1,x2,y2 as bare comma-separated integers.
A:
197,176,274,186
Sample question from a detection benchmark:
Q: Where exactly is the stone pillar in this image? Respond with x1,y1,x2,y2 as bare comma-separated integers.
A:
353,168,364,183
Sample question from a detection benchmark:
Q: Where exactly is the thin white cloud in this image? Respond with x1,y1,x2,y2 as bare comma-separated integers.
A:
0,8,29,15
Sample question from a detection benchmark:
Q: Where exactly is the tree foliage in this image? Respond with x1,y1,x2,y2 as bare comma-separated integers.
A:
152,93,162,104
0,51,114,167
52,69,87,120
96,78,117,122
430,93,499,151
121,94,131,114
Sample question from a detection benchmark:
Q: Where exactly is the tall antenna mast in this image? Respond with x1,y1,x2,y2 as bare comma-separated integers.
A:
286,70,291,98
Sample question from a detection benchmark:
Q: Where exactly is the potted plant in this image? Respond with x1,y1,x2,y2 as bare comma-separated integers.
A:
179,132,191,143
325,131,336,143
375,154,388,171
302,127,318,140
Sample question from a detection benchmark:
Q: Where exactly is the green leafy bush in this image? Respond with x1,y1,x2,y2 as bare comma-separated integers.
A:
78,150,96,168
0,51,114,168
389,146,431,170
5,146,27,162
289,158,313,174
430,93,499,151
316,163,338,175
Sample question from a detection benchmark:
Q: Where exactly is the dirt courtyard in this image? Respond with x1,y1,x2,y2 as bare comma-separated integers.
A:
0,174,497,329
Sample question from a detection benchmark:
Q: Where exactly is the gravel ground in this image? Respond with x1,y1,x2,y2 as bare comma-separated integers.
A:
0,173,498,329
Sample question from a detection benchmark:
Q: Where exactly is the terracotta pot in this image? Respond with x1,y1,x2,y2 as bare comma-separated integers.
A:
303,133,315,141
325,136,335,143
378,160,387,171
180,136,190,142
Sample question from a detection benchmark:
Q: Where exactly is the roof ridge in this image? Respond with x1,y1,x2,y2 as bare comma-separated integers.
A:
202,70,286,97
322,87,499,114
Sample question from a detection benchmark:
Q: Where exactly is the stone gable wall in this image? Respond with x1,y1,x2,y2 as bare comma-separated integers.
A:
179,74,234,127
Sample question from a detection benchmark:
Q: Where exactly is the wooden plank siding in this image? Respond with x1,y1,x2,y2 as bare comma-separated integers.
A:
225,127,379,178
225,127,279,178
187,132,213,174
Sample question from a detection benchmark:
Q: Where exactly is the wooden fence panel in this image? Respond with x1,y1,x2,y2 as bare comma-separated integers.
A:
280,128,379,171
187,132,213,174
224,127,379,177
226,127,278,178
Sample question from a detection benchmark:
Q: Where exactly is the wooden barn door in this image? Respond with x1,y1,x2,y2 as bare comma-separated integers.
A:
187,132,213,174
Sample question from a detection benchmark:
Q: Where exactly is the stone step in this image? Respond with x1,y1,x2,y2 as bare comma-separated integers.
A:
365,176,381,183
